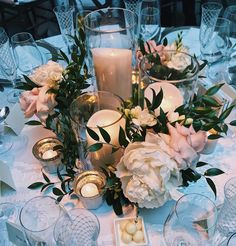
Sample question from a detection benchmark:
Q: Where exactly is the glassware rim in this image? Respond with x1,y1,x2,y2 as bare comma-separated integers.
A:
174,193,218,231
224,5,236,17
0,27,8,46
53,5,74,13
70,90,125,129
53,207,100,243
84,7,138,33
11,32,34,44
141,7,160,16
224,177,236,201
215,17,231,27
140,50,200,83
202,2,223,10
19,195,64,233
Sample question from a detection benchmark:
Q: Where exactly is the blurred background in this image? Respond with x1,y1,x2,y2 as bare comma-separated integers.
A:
0,0,236,40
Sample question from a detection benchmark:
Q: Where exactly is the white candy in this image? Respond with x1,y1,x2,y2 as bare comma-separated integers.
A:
121,231,132,244
120,220,129,231
125,221,137,235
133,230,144,243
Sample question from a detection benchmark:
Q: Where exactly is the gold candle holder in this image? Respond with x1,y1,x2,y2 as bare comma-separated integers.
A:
73,170,106,209
32,137,63,174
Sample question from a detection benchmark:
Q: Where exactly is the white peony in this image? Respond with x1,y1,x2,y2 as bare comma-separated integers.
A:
30,61,64,87
116,136,182,208
130,106,157,127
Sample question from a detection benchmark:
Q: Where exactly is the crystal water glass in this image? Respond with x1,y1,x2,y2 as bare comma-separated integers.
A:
19,196,65,245
53,5,75,52
199,2,223,60
54,208,100,246
11,32,43,75
0,27,19,103
164,193,218,246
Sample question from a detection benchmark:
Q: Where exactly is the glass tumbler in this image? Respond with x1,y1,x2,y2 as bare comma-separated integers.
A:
54,208,100,246
84,8,137,100
164,193,218,246
216,177,236,237
19,196,65,245
199,2,223,60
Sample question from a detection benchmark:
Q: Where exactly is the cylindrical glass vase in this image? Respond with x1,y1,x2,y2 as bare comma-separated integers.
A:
70,91,125,170
84,8,137,100
140,50,200,104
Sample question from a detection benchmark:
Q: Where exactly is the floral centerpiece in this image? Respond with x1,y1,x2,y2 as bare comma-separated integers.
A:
19,26,236,215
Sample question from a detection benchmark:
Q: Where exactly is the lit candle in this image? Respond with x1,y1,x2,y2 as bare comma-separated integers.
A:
86,109,125,167
80,183,99,198
92,48,132,100
144,82,183,114
42,149,58,159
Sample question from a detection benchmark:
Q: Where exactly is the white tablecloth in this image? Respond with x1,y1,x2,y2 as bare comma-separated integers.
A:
1,28,236,245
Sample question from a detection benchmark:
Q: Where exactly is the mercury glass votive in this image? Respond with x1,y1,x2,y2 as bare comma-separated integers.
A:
73,170,106,209
32,137,63,174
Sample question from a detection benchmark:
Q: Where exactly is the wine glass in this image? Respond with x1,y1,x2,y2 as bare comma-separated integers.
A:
0,27,19,103
140,7,160,42
11,32,43,75
163,193,218,246
206,18,230,82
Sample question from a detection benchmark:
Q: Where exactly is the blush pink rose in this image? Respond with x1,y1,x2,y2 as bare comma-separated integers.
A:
19,88,40,118
164,122,207,169
19,86,57,123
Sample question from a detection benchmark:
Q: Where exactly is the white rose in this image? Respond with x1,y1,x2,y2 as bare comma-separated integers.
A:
116,139,182,208
131,106,157,127
166,52,191,71
30,61,63,87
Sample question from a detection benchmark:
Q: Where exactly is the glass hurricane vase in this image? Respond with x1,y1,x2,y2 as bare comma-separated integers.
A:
140,50,200,106
70,91,125,170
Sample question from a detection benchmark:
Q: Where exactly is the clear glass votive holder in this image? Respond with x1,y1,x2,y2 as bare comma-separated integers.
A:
32,137,63,174
73,170,106,210
19,196,65,246
54,208,100,246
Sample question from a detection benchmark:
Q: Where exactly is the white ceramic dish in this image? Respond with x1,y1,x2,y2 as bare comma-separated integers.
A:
114,216,148,246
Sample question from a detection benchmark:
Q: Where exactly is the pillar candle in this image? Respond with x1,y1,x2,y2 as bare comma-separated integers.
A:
92,48,132,100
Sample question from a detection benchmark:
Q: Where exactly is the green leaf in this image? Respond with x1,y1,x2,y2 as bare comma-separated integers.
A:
219,105,234,121
196,161,208,168
42,172,50,183
57,195,64,203
25,120,42,126
204,168,224,176
208,134,223,140
52,187,64,196
23,75,40,88
163,37,168,46
111,147,119,154
192,107,212,114
86,127,99,141
205,83,224,96
98,126,111,143
119,126,129,147
151,88,163,111
88,143,103,152
41,182,53,192
202,96,221,107
230,120,236,126
113,198,123,216
206,177,217,198
60,50,69,64
27,182,44,189
139,39,146,55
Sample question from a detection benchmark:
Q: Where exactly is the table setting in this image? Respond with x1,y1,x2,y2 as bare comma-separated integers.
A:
1,1,236,245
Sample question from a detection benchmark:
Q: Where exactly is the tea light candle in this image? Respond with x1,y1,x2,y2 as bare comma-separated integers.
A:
81,183,99,198
86,109,125,166
42,149,58,159
144,82,183,114
92,48,132,100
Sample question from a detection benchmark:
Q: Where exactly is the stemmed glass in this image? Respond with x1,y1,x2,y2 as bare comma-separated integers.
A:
140,6,161,42
163,193,218,246
0,27,19,103
206,18,230,82
140,0,161,42
11,32,43,75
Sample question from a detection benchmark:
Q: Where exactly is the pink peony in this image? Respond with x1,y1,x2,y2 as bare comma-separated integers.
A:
19,86,57,123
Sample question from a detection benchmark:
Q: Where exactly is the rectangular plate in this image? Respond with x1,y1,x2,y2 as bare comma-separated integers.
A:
114,216,148,246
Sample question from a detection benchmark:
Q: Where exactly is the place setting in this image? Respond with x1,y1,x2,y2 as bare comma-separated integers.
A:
1,0,236,245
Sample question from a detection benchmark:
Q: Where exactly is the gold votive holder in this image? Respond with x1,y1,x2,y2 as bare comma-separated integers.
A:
32,137,63,174
73,170,107,210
